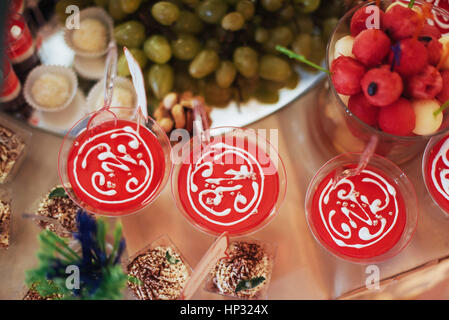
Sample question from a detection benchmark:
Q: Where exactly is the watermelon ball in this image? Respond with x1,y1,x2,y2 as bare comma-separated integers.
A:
421,24,442,40
348,93,379,127
383,5,421,40
412,99,443,136
378,98,416,136
437,70,449,104
352,29,391,67
350,5,385,37
418,35,442,66
389,38,428,76
406,66,443,100
361,66,403,107
330,56,367,95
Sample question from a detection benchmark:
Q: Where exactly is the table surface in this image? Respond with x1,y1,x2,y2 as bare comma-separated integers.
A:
2,80,449,300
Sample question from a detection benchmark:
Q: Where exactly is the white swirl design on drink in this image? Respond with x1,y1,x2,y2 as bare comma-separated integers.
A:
433,0,449,30
72,125,155,204
186,142,265,226
430,137,449,202
318,169,399,248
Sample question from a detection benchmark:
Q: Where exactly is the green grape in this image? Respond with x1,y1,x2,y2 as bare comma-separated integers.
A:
181,0,200,7
279,4,294,20
173,10,204,34
322,17,339,41
233,46,258,78
109,0,128,21
117,49,147,77
174,72,198,93
255,83,279,104
120,0,142,13
226,0,239,5
264,26,294,52
204,38,221,52
215,61,237,88
221,12,245,31
203,81,233,107
237,76,258,103
196,0,228,24
295,0,321,13
144,35,172,64
302,35,325,73
296,14,315,34
236,0,255,20
285,70,300,89
189,49,220,79
261,0,283,12
254,27,269,43
113,21,146,48
148,64,174,99
152,1,180,26
171,34,201,61
258,55,292,82
291,33,312,59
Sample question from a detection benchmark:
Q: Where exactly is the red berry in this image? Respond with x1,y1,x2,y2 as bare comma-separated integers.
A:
437,70,449,104
378,98,416,136
421,24,442,39
383,5,421,40
348,93,379,126
406,65,443,100
330,56,367,95
418,35,443,66
352,29,391,67
389,38,428,76
350,5,385,37
361,66,403,107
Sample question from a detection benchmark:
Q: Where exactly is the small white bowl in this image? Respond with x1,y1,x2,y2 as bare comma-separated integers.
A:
24,65,78,113
64,7,113,58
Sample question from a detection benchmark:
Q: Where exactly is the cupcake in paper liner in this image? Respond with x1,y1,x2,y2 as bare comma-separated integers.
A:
86,76,137,119
24,65,78,113
64,7,113,58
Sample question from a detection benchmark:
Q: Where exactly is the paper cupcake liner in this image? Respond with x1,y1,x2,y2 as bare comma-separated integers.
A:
73,54,106,80
64,7,113,58
86,76,137,117
23,65,78,113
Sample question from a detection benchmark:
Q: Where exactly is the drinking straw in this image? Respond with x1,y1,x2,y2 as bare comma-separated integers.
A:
434,99,449,117
181,232,229,300
409,0,415,8
332,135,379,188
275,45,331,74
124,46,148,133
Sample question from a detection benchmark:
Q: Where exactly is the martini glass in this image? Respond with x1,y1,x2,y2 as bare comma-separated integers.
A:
58,48,172,217
171,124,287,237
305,152,418,264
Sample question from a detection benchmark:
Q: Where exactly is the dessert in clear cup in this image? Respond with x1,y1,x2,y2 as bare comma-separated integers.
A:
0,117,30,184
33,185,91,238
321,0,449,164
422,134,449,216
205,238,276,300
172,127,286,236
305,152,418,263
0,199,11,249
58,107,172,216
126,235,191,300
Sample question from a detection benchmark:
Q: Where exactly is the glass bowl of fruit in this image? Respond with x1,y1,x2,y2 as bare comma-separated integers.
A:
316,0,449,164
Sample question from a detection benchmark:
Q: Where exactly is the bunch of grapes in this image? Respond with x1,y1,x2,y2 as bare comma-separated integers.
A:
56,0,348,111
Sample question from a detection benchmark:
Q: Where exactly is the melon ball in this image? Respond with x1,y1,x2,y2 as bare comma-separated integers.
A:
412,99,443,136
334,35,355,59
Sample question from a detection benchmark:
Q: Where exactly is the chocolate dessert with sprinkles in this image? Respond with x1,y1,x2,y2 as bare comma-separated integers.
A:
0,199,11,249
34,185,91,238
0,124,25,184
127,241,191,300
208,240,275,299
